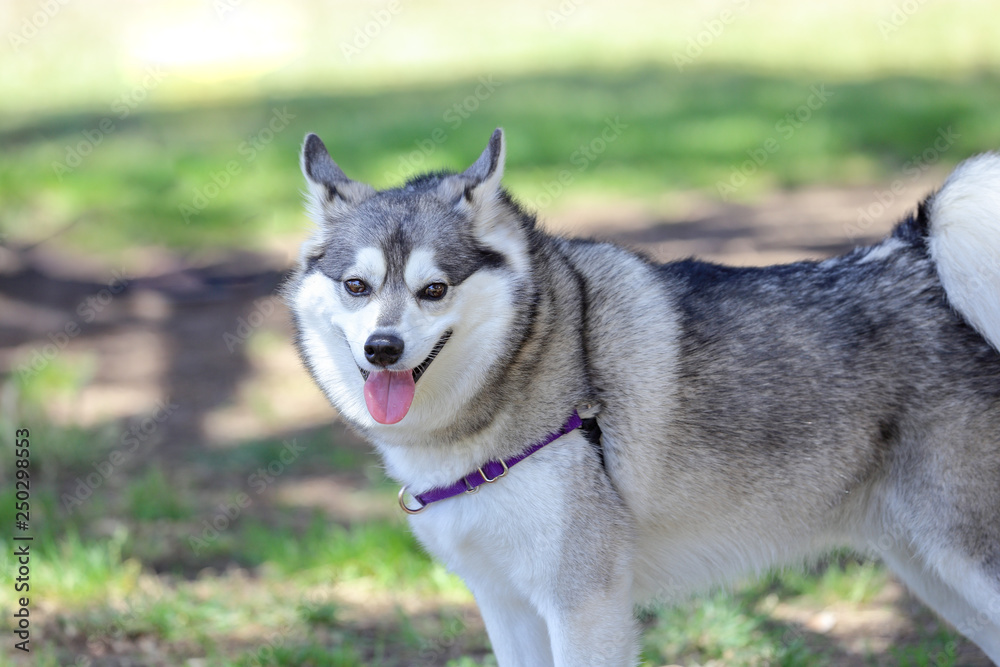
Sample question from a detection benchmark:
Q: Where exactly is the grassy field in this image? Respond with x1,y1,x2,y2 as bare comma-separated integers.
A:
2,0,1000,665
3,1,1000,259
0,384,982,666
4,69,1000,260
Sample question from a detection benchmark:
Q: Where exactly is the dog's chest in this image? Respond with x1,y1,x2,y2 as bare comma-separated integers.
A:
405,439,587,596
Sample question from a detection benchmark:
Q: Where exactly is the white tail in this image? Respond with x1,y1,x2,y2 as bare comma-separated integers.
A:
928,152,1000,351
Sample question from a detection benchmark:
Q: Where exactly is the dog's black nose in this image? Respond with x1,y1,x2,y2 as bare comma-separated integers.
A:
364,334,404,367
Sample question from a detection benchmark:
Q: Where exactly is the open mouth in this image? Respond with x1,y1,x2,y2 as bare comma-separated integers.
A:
358,330,452,425
358,329,452,382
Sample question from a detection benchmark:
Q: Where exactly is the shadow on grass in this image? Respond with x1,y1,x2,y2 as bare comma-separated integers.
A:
2,66,999,253
2,60,999,658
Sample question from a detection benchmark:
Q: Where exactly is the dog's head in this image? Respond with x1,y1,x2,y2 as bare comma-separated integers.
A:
287,129,534,432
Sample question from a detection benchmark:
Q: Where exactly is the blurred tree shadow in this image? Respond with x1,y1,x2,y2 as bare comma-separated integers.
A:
0,245,283,451
1,66,998,253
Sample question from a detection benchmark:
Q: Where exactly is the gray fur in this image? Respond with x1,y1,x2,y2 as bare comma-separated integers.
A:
286,130,1000,665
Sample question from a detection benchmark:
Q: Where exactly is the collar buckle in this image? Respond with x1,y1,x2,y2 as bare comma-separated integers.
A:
478,459,509,483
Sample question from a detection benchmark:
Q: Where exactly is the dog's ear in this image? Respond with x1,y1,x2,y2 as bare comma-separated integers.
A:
300,133,375,219
460,127,506,203
443,129,528,272
438,128,506,209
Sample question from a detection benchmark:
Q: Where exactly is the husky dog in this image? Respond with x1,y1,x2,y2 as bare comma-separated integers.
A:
285,128,1000,665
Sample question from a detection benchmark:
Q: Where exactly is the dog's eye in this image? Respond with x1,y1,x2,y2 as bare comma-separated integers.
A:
420,282,448,300
344,279,369,296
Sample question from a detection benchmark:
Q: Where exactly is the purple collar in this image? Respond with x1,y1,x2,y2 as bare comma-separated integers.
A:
398,411,583,514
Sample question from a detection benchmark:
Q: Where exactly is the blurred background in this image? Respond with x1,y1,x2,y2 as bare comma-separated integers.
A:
1,0,999,665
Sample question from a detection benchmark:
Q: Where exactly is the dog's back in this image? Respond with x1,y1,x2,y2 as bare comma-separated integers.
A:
561,162,1000,655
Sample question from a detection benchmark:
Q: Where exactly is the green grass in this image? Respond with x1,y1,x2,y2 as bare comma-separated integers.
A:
3,1,1000,261
0,400,976,665
2,2,997,664
126,468,195,521
3,71,1000,259
764,555,889,605
642,590,816,667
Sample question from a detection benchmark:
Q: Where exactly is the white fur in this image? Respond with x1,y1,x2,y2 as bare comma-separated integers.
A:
374,267,524,488
928,152,1000,352
857,237,905,264
884,546,1000,663
295,252,522,477
479,217,531,276
347,246,387,290
293,271,370,421
403,248,441,290
408,432,639,667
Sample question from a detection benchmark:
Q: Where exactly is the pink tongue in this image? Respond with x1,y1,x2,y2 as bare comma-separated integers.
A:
363,370,415,424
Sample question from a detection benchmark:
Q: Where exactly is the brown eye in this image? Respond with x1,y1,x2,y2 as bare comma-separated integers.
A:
421,282,447,300
344,279,369,296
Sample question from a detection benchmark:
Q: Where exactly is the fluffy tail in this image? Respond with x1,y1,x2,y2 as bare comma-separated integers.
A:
927,152,1000,352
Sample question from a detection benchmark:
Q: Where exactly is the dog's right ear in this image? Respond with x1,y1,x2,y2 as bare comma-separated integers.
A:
300,134,375,219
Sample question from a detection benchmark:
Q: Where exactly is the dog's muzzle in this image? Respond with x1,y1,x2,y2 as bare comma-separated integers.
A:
358,330,452,382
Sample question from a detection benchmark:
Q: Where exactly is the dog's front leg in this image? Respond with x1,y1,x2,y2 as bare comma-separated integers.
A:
469,580,555,667
469,564,638,667
545,567,639,667
539,441,640,665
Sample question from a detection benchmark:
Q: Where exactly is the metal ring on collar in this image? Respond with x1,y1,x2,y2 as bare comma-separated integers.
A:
398,486,427,514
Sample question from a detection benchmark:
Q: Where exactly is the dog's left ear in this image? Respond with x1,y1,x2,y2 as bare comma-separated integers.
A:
445,129,529,272
300,133,375,220
459,128,506,204
439,128,506,211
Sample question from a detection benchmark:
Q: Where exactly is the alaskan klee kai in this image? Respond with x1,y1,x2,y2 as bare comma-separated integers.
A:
286,129,1000,665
